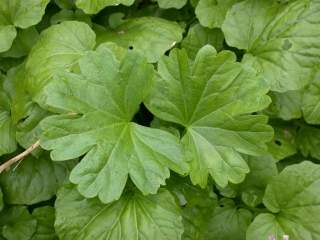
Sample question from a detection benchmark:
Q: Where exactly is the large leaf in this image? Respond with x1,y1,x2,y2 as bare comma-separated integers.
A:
247,161,320,240
26,21,96,105
55,184,184,240
0,206,37,240
40,45,188,203
0,74,16,156
32,207,57,240
0,153,74,205
181,23,224,59
146,45,273,188
222,0,320,92
96,17,183,62
0,0,49,52
195,0,239,28
76,0,134,14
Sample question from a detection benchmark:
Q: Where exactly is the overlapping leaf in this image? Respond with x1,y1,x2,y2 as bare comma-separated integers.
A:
55,184,184,240
95,17,184,62
0,0,49,52
247,161,320,240
76,0,135,14
40,44,188,203
146,45,273,188
222,0,320,92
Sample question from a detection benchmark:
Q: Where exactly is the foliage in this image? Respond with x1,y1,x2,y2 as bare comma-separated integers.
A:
0,0,320,239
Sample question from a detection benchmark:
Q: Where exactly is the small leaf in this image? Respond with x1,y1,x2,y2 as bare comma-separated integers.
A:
95,17,184,62
32,207,58,240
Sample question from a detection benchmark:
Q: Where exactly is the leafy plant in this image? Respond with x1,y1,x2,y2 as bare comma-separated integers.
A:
0,0,320,239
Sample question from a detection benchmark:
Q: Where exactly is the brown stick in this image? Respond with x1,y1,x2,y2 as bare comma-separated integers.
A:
0,140,41,174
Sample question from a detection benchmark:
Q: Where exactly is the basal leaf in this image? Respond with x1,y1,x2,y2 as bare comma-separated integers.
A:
26,21,96,106
204,198,252,240
0,73,16,156
76,0,135,14
181,23,224,59
146,45,273,188
55,184,184,240
223,0,320,92
247,161,320,240
155,0,188,9
302,70,320,124
0,0,49,52
195,0,239,28
40,45,188,203
0,153,74,205
0,206,37,240
95,17,183,62
32,207,58,240
296,124,320,161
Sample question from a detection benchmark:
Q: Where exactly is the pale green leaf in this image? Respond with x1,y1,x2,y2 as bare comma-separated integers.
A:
55,184,184,240
76,0,134,14
267,125,297,161
40,45,188,203
0,27,39,58
302,70,320,124
266,90,302,120
31,207,58,240
0,153,74,205
146,46,273,188
26,21,96,106
96,17,183,62
195,0,239,28
155,0,187,9
181,23,224,59
247,161,320,240
0,206,37,240
0,0,49,52
223,0,320,92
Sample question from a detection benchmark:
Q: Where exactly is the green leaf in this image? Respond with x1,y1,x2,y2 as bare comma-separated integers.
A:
155,0,188,9
26,21,96,106
0,153,74,205
247,161,320,240
76,0,135,14
55,184,184,240
146,46,273,188
31,207,57,240
181,23,224,59
50,9,92,26
0,74,17,156
0,27,39,58
195,0,239,28
222,0,320,92
239,155,278,207
266,90,302,120
0,206,37,240
95,17,184,62
55,0,75,9
302,70,320,124
0,0,49,52
204,199,252,240
267,125,297,161
0,188,3,212
40,45,188,203
296,124,320,161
